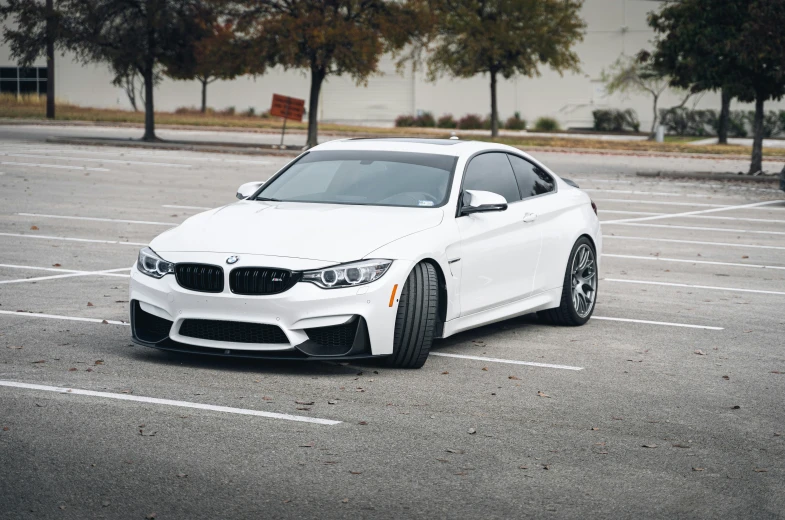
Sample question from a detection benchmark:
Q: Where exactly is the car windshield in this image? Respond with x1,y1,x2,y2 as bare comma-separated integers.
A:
254,150,458,208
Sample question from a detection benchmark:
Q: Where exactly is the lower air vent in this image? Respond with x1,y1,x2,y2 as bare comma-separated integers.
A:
178,319,288,344
132,301,173,343
175,264,224,293
304,318,359,348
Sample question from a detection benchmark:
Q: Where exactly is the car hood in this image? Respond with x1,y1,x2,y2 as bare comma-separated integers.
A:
151,200,445,263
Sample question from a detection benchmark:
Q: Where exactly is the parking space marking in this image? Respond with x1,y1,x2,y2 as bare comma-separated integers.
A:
0,232,146,246
584,189,713,198
0,381,342,426
22,148,275,165
16,213,175,227
601,210,785,224
431,352,584,370
162,204,212,210
0,267,130,285
603,235,785,251
0,152,191,168
592,316,723,330
0,309,129,325
0,161,109,172
604,278,785,296
602,254,785,271
602,200,783,225
608,222,785,236
593,199,783,210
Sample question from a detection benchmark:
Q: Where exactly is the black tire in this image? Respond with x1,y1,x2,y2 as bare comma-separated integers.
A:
538,237,597,326
386,262,439,368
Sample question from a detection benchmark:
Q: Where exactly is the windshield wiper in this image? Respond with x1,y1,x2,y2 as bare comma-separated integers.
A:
255,197,281,202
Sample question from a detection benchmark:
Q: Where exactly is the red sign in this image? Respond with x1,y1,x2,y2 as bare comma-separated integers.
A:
270,94,305,122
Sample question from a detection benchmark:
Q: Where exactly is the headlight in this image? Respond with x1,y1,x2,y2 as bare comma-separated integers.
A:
302,259,392,289
137,247,174,279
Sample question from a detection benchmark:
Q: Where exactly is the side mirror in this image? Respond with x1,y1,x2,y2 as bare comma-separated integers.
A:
236,181,265,199
460,190,508,215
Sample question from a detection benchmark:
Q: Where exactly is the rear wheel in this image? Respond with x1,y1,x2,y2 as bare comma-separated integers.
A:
386,262,439,368
538,237,597,326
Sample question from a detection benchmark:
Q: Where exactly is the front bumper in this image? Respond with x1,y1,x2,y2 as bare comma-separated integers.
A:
129,253,411,359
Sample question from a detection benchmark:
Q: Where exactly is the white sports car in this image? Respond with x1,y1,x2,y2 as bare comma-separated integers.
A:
130,138,600,368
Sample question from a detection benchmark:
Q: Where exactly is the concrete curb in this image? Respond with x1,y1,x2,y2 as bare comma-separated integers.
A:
636,171,780,183
45,136,302,157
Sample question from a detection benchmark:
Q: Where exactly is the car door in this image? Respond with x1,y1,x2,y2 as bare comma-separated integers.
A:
507,154,569,295
456,152,543,316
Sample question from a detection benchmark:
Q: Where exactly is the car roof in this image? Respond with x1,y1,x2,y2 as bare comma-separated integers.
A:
310,137,535,159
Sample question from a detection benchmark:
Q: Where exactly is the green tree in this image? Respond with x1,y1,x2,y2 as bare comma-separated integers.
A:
649,0,785,173
426,0,585,138
235,0,427,148
165,22,250,113
0,0,61,118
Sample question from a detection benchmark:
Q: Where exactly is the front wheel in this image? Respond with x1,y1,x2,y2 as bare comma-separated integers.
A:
538,237,597,326
386,262,439,368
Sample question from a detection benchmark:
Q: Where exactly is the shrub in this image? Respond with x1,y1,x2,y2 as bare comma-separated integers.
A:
415,111,436,127
744,111,783,138
705,110,748,138
533,116,560,132
504,112,526,130
457,114,483,130
244,107,256,117
437,114,457,128
481,115,502,130
395,114,417,127
219,106,236,116
592,109,640,132
659,107,713,136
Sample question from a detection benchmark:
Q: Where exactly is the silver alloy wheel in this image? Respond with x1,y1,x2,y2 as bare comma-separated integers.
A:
571,244,597,318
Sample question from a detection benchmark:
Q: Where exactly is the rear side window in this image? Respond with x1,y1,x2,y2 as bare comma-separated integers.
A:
507,154,555,199
462,152,521,203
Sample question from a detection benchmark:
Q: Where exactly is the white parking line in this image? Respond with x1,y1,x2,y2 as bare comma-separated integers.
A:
16,213,175,227
431,352,584,370
602,254,785,270
0,309,129,325
604,278,785,296
22,148,275,165
1,161,109,172
584,189,713,198
594,198,784,211
0,381,342,426
0,233,146,246
0,152,191,168
591,316,723,330
0,267,130,284
603,235,785,251
162,204,212,210
602,200,782,225
601,209,785,224
609,222,785,236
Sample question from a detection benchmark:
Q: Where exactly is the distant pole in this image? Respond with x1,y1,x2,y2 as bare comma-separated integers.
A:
46,0,55,119
279,97,291,148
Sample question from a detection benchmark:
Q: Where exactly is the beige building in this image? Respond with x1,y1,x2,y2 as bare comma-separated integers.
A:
2,0,782,130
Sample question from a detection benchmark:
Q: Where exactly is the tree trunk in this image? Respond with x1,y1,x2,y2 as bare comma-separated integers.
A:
749,95,764,174
648,93,659,140
45,0,55,119
490,70,498,138
718,88,730,145
200,78,208,113
306,66,325,149
142,67,157,142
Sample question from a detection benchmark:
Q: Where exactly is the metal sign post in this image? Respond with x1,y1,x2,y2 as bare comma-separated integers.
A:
280,97,291,147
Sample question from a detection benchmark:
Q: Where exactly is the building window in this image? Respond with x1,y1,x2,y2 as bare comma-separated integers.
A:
0,67,48,96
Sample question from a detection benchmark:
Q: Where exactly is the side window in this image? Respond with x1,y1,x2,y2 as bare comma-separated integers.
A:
462,153,521,203
508,155,555,199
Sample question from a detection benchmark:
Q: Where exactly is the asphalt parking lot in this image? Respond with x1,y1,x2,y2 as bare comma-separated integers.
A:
1,133,784,519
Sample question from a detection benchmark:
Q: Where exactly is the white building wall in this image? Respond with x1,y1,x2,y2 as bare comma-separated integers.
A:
2,0,784,130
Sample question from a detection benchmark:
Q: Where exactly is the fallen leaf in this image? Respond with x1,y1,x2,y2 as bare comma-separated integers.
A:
722,375,729,380
177,473,187,478
508,375,520,380
519,465,528,469
87,302,94,307
441,371,449,375
68,367,77,372
742,256,749,259
295,400,314,405
341,498,349,504
732,405,740,409
283,499,291,504
590,427,599,431
85,368,93,372
31,360,45,364
7,346,22,349
327,400,337,405
445,448,465,454
537,391,550,398
94,360,104,365
467,428,476,435
102,501,110,507
694,350,705,356
542,465,550,470
692,467,705,472
58,505,66,510
146,514,157,520
358,421,368,425
642,444,658,448
296,407,310,411
772,371,782,374
299,442,315,448
349,471,362,475
101,320,109,324
672,443,691,448
52,263,61,267
30,226,39,230
754,468,768,473
454,471,468,476
2,427,9,431
481,367,488,371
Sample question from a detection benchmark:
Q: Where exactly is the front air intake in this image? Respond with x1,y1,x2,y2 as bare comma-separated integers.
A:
229,267,300,295
175,263,224,293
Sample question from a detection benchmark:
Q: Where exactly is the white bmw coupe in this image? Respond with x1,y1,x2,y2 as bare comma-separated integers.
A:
130,138,600,368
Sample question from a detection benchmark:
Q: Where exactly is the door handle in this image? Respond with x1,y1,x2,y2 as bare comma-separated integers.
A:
522,212,538,223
